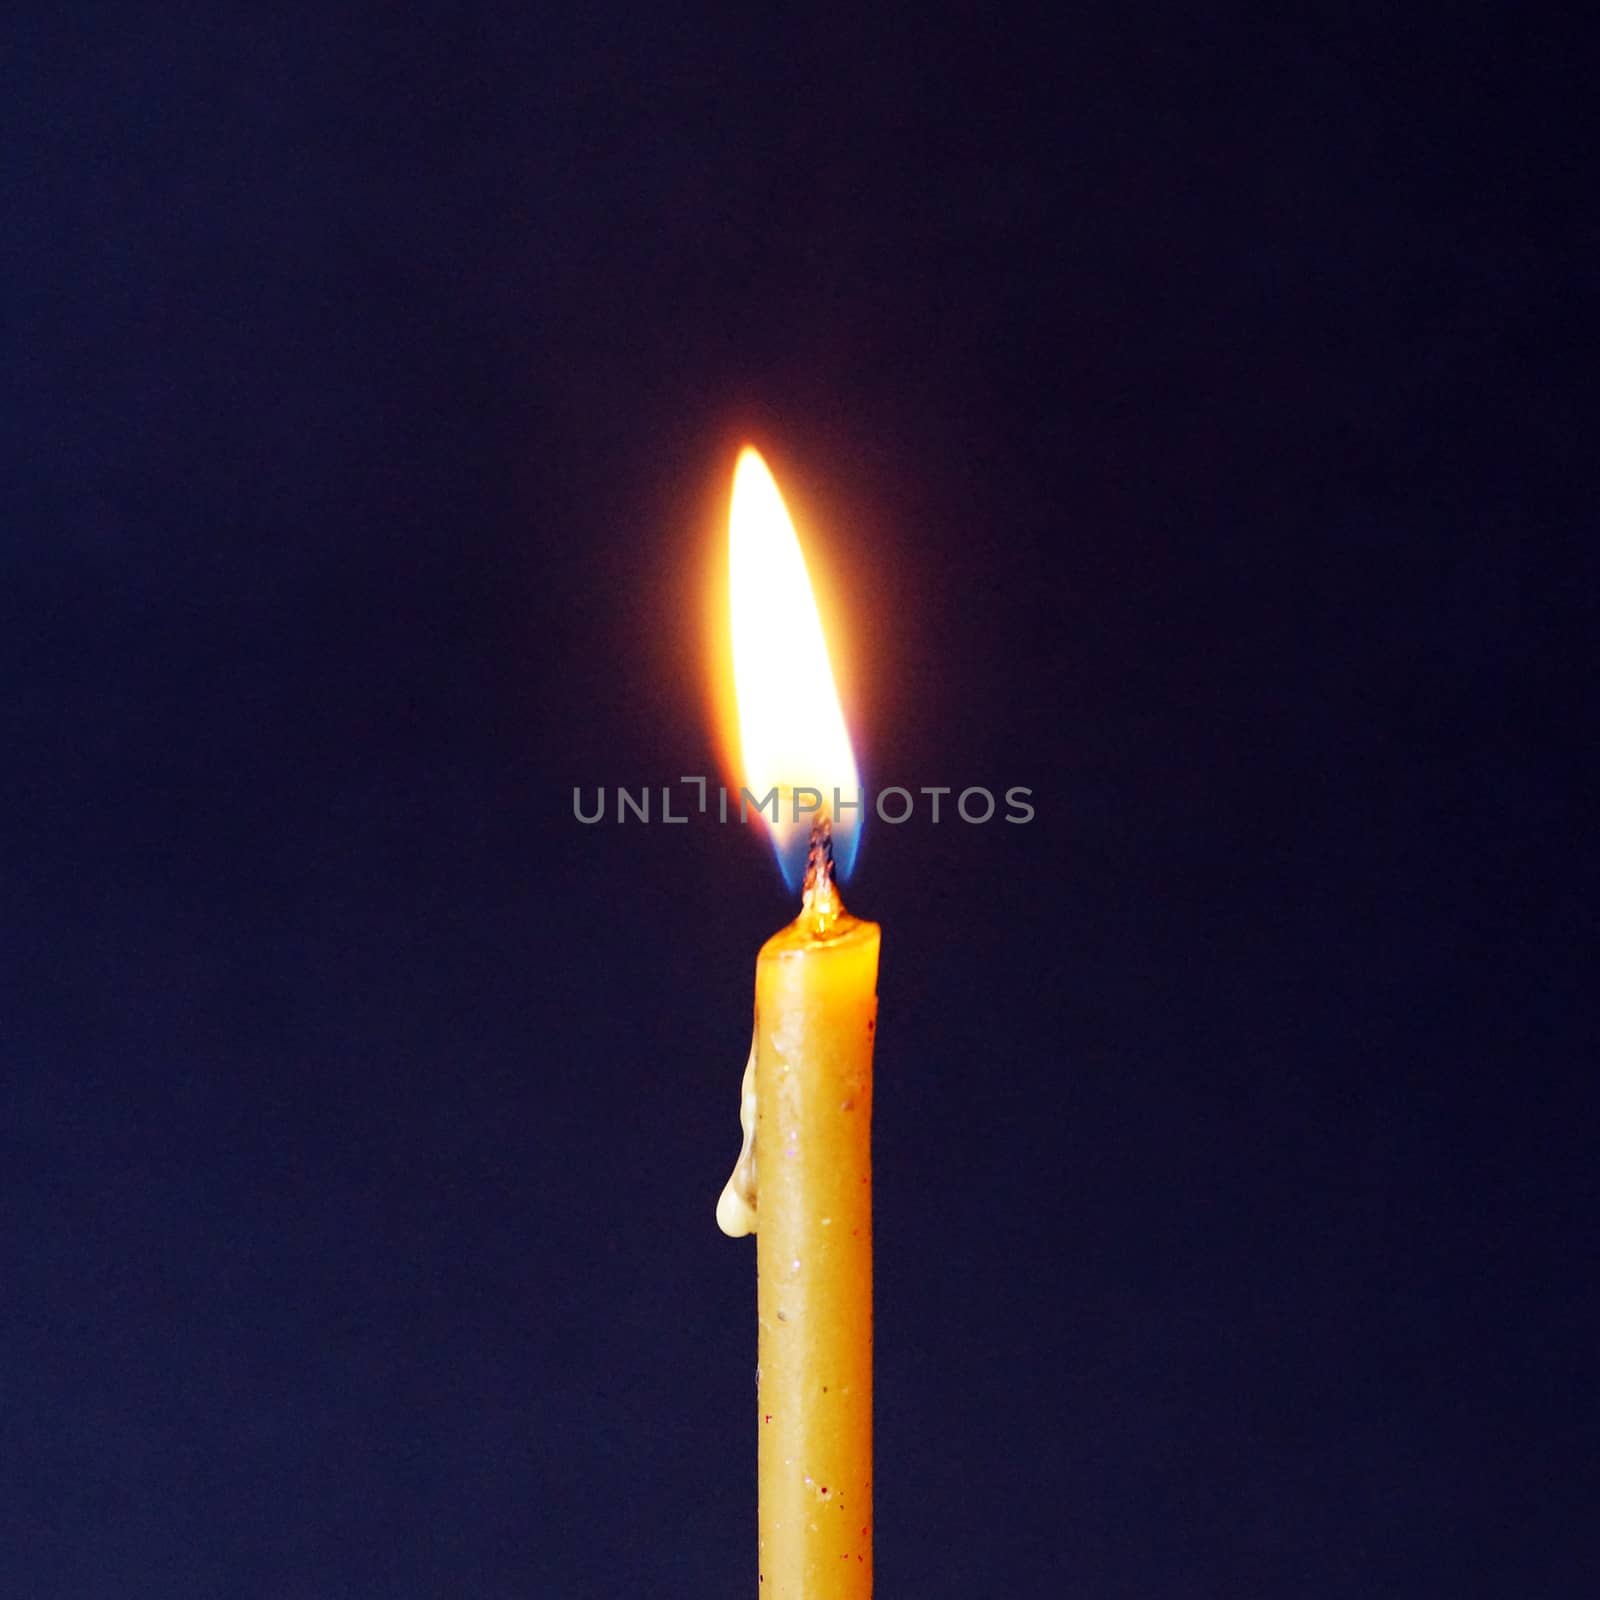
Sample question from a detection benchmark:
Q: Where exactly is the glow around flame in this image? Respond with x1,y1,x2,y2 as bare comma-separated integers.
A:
729,447,860,889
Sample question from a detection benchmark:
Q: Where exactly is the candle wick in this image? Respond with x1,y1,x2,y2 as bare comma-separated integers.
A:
801,813,839,924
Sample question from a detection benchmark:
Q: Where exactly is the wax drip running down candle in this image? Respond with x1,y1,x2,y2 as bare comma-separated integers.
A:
716,1037,759,1239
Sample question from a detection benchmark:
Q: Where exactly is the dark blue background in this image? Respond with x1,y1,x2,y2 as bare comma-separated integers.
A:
3,6,1590,1595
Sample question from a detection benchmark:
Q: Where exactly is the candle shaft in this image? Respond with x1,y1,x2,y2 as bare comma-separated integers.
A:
754,896,880,1596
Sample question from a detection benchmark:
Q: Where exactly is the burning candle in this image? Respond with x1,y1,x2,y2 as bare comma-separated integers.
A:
716,448,881,1596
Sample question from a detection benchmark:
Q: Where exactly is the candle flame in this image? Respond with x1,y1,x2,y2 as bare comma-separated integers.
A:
728,447,860,889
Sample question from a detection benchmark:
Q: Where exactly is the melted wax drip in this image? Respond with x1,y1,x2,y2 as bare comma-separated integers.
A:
716,1034,758,1238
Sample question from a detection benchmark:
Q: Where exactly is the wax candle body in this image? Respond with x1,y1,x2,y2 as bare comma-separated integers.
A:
755,896,880,1596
